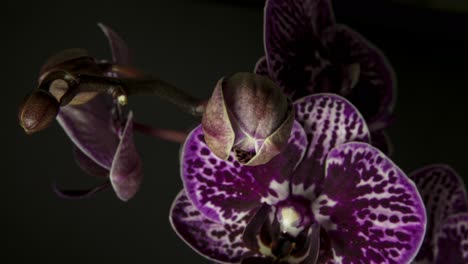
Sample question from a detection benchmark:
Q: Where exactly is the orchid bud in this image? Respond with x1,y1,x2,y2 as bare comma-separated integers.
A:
202,72,294,166
18,89,60,134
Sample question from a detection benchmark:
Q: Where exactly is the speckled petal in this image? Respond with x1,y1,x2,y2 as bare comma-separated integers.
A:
320,24,396,124
254,57,269,77
57,95,118,170
409,165,468,263
313,142,426,264
170,190,253,263
181,122,307,223
264,0,334,97
98,23,132,65
109,112,142,201
292,94,370,197
434,213,468,264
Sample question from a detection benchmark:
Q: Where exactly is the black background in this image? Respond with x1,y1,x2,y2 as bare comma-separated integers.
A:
5,0,468,263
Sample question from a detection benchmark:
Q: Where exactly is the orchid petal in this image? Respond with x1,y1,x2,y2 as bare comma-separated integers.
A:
434,213,468,264
181,122,307,223
170,190,253,264
314,142,426,264
264,0,334,98
254,57,269,77
57,95,118,170
73,146,109,178
292,94,370,196
39,48,90,75
409,165,468,263
320,24,396,123
109,112,142,201
98,23,132,65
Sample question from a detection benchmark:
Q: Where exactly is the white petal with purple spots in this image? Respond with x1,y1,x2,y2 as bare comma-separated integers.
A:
314,142,426,264
292,94,370,196
181,122,307,223
170,190,253,264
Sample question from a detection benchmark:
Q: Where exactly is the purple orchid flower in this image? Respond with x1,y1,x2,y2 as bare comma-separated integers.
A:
255,0,396,155
409,165,468,264
170,94,425,263
51,24,143,201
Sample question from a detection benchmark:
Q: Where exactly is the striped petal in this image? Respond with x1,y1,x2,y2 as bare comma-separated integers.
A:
320,24,396,124
434,213,468,264
170,190,253,263
181,122,307,223
264,0,334,98
292,94,370,197
410,165,468,263
314,142,426,264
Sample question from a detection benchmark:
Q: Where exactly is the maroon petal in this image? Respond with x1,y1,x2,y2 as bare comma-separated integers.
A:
170,190,254,263
314,142,426,264
57,95,118,170
434,213,468,264
98,23,132,65
109,112,142,201
292,94,370,197
409,165,468,263
264,0,334,98
320,24,396,124
181,122,307,223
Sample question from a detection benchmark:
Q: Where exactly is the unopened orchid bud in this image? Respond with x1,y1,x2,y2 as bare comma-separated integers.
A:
202,72,294,166
18,89,60,134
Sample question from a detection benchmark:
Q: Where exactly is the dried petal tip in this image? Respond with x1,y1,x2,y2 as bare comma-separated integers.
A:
18,89,60,134
202,72,293,165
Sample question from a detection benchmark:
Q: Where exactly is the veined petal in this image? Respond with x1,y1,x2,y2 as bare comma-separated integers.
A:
170,190,254,264
181,122,307,223
320,24,396,123
314,142,426,264
409,165,468,263
57,95,118,170
109,112,142,201
292,94,370,197
98,23,132,65
264,0,334,98
434,213,468,264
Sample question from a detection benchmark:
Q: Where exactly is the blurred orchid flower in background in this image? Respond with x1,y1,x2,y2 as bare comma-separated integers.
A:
409,165,468,264
170,94,426,263
38,24,142,201
255,0,396,155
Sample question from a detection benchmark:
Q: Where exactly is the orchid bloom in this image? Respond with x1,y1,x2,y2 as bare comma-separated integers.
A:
49,24,142,201
170,94,425,263
255,0,396,154
409,165,468,264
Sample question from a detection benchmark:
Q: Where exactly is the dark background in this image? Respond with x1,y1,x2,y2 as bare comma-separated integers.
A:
5,0,468,263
